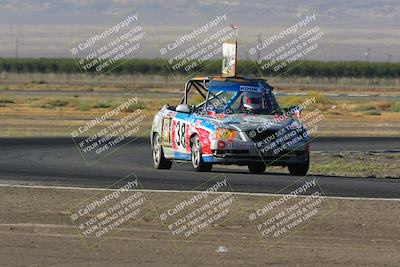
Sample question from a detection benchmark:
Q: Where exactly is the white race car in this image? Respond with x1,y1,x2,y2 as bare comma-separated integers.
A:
151,76,310,175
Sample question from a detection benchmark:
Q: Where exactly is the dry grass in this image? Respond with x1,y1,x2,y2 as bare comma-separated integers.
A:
2,73,400,95
277,91,400,115
0,74,399,137
0,92,399,137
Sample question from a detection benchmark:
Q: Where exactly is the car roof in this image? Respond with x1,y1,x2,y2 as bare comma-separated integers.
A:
189,76,272,93
190,76,264,82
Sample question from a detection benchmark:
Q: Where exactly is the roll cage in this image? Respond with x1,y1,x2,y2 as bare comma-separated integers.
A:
179,76,275,113
180,77,210,105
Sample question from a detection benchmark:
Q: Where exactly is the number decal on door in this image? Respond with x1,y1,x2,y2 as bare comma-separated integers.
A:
174,120,186,149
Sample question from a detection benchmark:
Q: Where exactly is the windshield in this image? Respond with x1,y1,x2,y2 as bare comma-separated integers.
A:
197,90,280,115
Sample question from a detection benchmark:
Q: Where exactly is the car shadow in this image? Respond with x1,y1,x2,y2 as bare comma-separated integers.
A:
171,163,399,180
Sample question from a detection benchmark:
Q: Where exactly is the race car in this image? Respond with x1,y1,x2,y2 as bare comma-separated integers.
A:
150,76,310,175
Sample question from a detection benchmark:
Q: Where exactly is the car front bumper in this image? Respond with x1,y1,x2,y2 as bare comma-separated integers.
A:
203,145,309,166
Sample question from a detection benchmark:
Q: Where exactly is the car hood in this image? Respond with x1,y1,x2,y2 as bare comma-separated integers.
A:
197,113,296,132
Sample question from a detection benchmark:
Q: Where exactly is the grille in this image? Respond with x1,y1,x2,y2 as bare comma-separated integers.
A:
246,129,277,143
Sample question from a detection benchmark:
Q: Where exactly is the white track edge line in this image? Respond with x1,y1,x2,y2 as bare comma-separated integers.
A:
0,182,399,202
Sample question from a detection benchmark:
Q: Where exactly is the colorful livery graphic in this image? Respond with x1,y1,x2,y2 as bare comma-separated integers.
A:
151,77,310,175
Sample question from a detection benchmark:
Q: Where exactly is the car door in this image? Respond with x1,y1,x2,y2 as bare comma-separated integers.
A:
170,112,191,158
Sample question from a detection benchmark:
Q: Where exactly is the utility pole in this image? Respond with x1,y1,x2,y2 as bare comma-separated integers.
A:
364,48,370,62
388,54,392,63
15,38,18,59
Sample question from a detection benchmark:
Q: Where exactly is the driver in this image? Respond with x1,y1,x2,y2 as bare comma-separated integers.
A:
240,92,263,113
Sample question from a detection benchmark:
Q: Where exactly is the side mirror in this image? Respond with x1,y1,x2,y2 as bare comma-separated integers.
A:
176,104,191,114
284,106,301,114
291,105,301,114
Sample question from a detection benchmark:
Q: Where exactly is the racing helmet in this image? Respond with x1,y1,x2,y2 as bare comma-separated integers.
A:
241,92,263,112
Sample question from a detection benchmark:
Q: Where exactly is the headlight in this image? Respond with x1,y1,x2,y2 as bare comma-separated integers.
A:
214,128,238,140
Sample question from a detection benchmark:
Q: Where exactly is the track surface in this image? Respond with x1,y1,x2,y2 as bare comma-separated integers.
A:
0,137,399,198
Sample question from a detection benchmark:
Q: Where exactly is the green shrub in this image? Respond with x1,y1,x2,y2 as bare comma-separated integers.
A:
78,102,91,111
124,102,146,112
39,99,69,108
31,80,47,84
353,104,377,112
363,111,381,115
388,102,400,112
277,96,303,107
0,98,15,104
92,102,113,109
307,91,331,104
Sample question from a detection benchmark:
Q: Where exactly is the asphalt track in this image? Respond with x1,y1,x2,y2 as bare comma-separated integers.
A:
0,137,399,198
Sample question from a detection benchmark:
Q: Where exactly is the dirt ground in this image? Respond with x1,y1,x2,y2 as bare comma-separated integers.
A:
0,185,399,267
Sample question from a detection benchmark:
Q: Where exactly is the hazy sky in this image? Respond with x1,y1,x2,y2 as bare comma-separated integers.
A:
0,0,399,61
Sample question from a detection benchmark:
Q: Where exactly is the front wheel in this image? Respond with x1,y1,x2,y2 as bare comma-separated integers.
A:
248,163,266,174
152,133,172,169
288,154,309,176
191,135,212,172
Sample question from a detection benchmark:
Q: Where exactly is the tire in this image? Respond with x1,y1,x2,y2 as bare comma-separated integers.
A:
288,153,309,176
152,133,172,169
191,135,212,172
248,163,266,174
